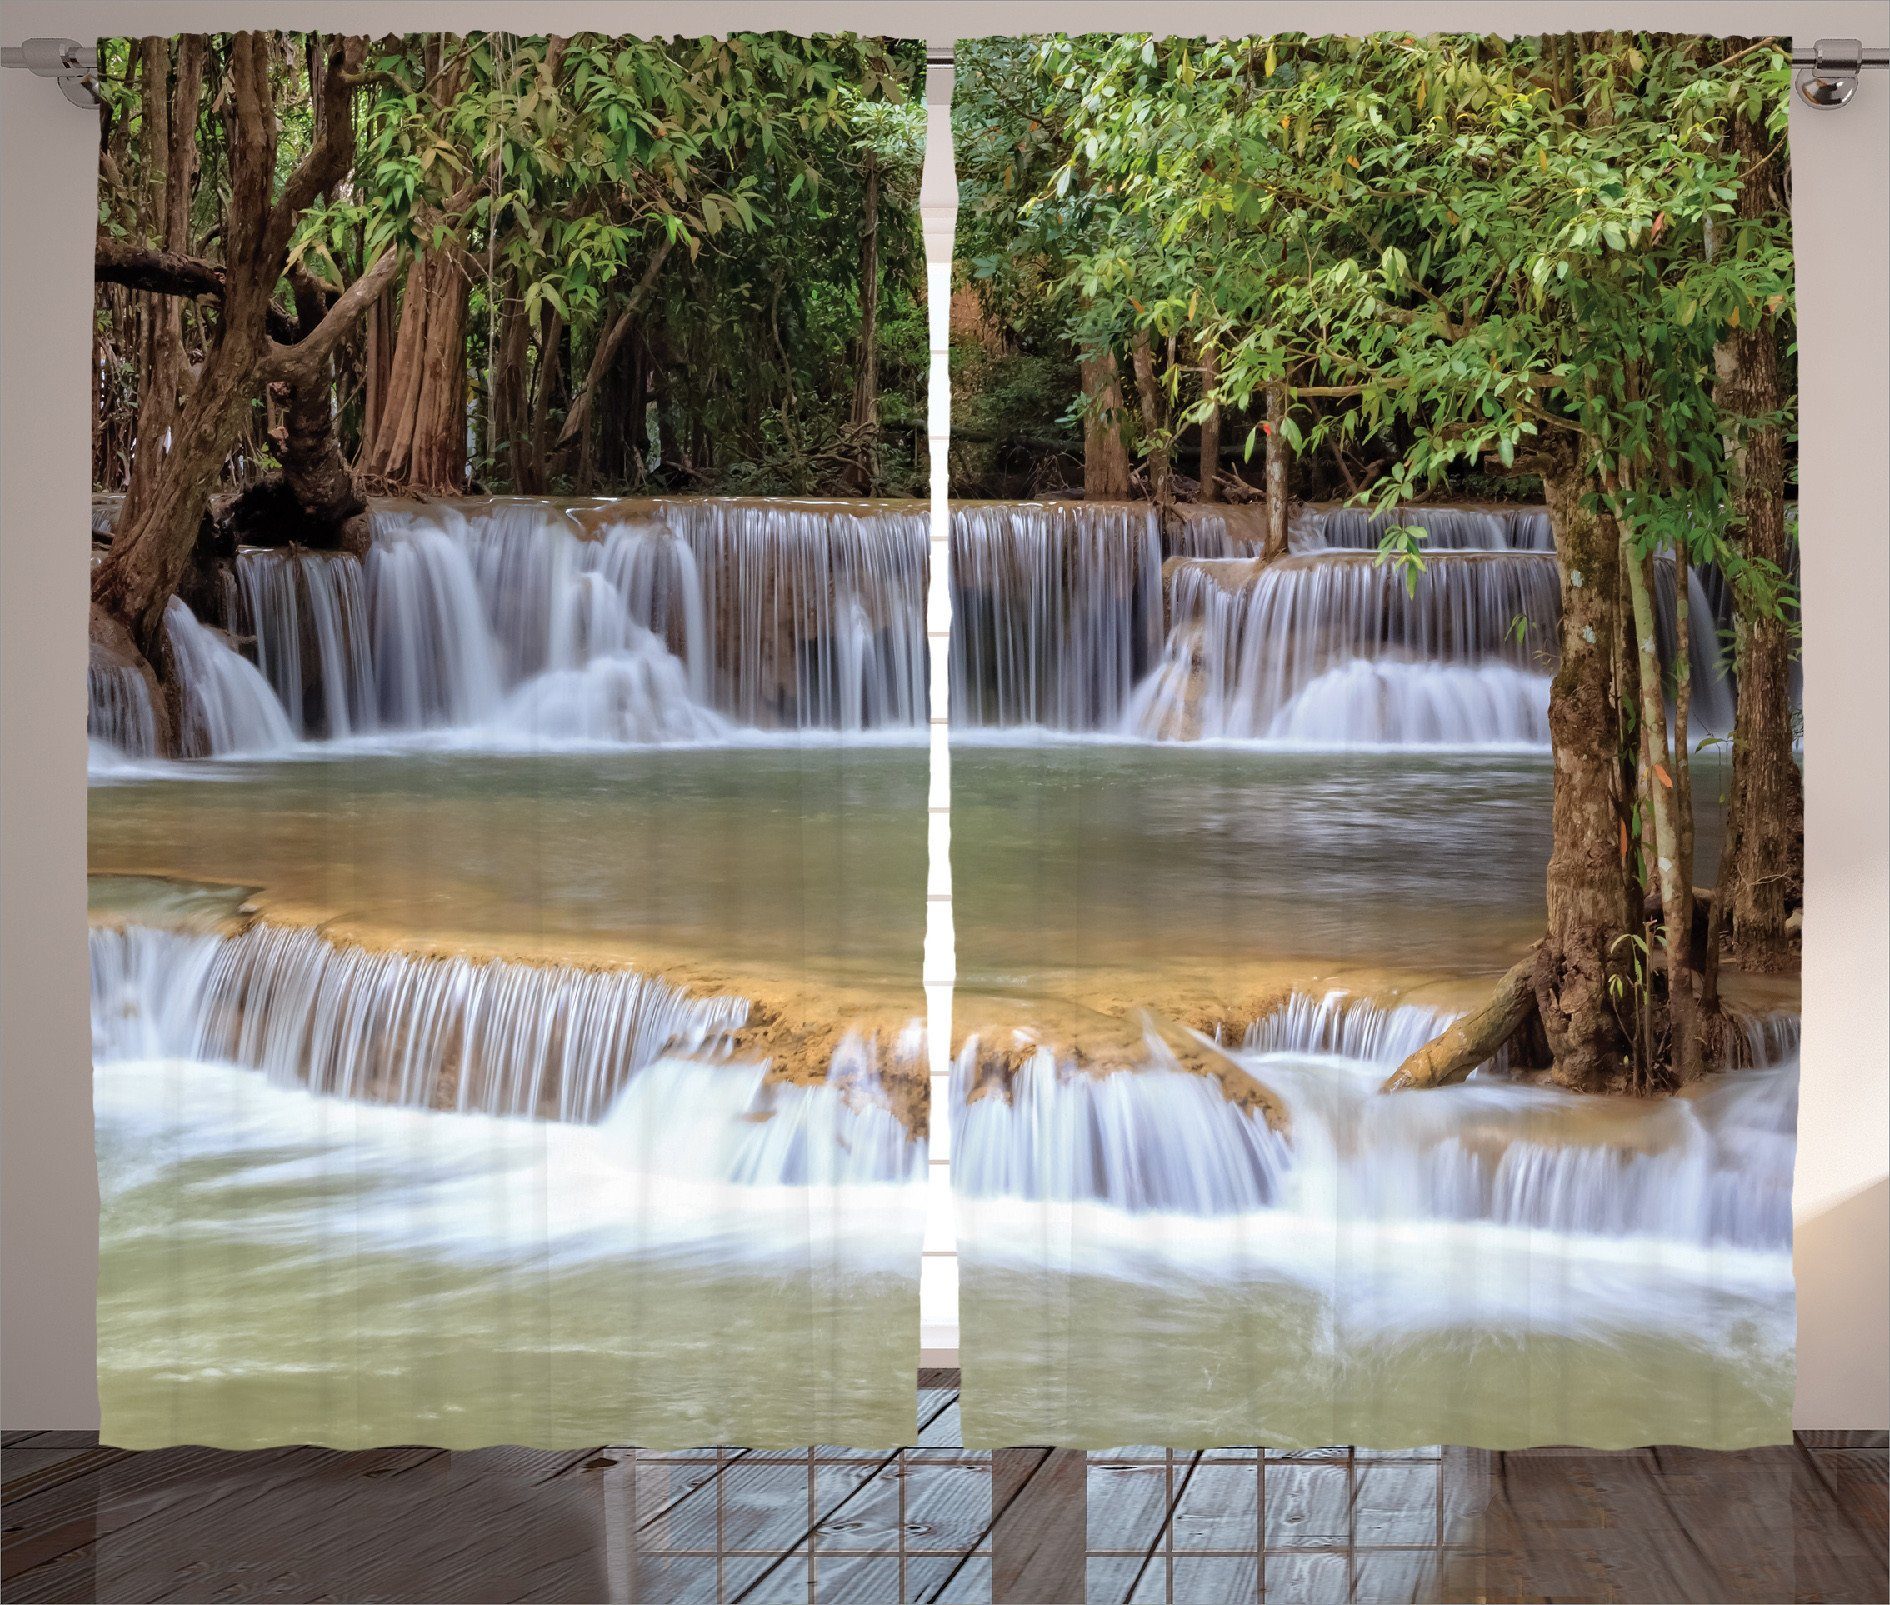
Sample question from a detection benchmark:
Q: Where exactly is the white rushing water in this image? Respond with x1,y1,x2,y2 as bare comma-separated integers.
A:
1123,553,1560,745
1294,505,1556,553
162,597,297,758
92,920,750,1123
1262,659,1551,747
234,546,377,738
92,920,926,1182
88,498,1749,761
216,500,928,747
953,997,1798,1448
949,502,1164,729
96,1057,924,1272
86,663,160,759
952,995,1797,1255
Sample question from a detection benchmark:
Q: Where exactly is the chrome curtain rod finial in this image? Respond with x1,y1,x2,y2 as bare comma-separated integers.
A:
1793,38,1889,108
1,38,100,108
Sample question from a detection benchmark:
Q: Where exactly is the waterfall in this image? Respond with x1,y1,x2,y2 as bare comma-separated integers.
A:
589,519,714,705
1239,991,1470,1066
162,598,296,757
365,512,509,729
952,1035,1293,1213
604,1027,927,1189
648,499,927,730
92,919,925,1184
91,921,750,1123
1124,552,1559,742
950,502,1163,729
1295,505,1556,553
223,501,926,742
1264,660,1551,747
234,548,377,738
492,634,732,745
1169,503,1272,557
126,497,1759,756
87,663,159,759
1652,556,1737,736
951,993,1798,1252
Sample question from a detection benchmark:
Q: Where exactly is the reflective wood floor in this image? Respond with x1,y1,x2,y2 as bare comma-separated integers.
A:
4,1375,1885,1603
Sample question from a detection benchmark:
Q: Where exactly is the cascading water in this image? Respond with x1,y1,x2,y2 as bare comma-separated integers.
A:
1169,503,1272,558
92,919,925,1189
162,597,296,757
1652,555,1738,736
92,920,751,1123
121,497,1760,756
492,635,733,745
1263,660,1551,747
949,502,1163,729
87,663,159,760
1123,552,1559,744
233,547,377,738
364,512,510,729
953,1034,1293,1213
224,500,926,744
647,499,928,730
952,991,1797,1255
1295,505,1556,553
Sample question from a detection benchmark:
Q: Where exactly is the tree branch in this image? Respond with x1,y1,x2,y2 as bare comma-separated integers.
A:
95,235,301,343
262,36,369,272
263,246,404,385
554,236,675,451
1380,945,1540,1092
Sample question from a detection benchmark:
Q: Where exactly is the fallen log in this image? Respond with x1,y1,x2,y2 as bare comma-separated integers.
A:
1380,945,1540,1092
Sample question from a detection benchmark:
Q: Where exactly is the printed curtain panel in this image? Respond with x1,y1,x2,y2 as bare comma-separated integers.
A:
87,31,930,1448
947,33,1800,1450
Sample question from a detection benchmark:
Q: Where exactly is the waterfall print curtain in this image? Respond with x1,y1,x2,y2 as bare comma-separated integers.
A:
87,31,932,1447
947,33,1801,1450
87,26,1803,1464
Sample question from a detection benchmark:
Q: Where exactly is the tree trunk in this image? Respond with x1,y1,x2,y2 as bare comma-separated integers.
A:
362,278,396,454
1129,331,1171,508
1716,106,1802,972
1531,452,1637,1092
848,149,881,493
1081,348,1130,499
1263,382,1291,560
91,35,369,660
225,280,371,554
524,303,566,493
1621,534,1701,1086
1197,346,1221,502
492,278,532,491
123,38,205,528
365,245,471,493
553,239,674,459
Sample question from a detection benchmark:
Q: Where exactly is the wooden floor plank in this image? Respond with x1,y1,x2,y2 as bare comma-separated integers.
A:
2,1445,137,1505
992,1448,1086,1604
2,1414,1883,1604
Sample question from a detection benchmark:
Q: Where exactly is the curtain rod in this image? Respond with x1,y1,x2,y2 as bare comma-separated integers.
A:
8,37,1887,112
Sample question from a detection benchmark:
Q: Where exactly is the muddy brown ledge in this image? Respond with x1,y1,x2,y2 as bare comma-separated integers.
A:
89,871,1799,1143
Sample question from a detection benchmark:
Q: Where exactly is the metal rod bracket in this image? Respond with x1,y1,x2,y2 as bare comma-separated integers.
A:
1,38,100,109
1794,38,1890,108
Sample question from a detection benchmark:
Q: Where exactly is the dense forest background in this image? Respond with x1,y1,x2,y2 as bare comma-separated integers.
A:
949,35,1797,525
92,31,928,517
949,32,1802,1093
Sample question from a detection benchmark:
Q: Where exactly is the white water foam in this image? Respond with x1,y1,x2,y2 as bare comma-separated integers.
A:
953,995,1796,1253
96,1055,925,1276
163,597,296,757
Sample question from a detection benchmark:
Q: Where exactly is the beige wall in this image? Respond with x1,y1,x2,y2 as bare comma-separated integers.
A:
3,0,1884,1431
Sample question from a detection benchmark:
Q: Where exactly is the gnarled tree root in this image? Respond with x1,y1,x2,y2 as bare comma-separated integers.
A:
1380,944,1541,1092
